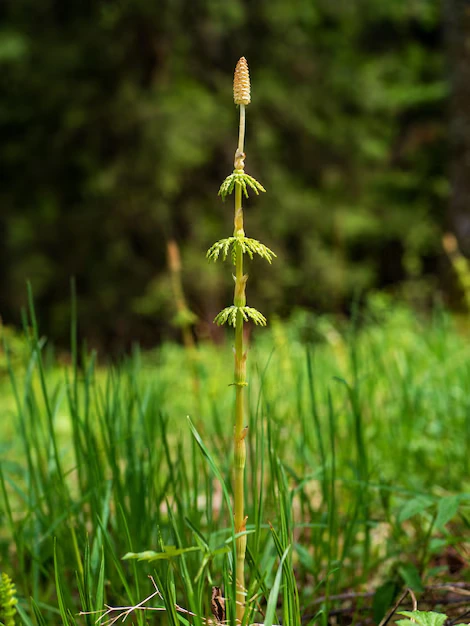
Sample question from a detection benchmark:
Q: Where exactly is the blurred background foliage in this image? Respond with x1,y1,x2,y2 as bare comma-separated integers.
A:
0,0,455,351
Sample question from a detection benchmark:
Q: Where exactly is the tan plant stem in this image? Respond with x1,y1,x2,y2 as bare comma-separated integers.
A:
233,103,248,624
167,240,200,405
167,240,196,352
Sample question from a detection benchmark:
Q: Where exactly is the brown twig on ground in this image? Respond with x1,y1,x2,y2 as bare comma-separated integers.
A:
310,590,375,605
437,585,470,597
302,582,470,621
79,576,200,626
377,588,415,626
448,608,470,626
80,575,281,626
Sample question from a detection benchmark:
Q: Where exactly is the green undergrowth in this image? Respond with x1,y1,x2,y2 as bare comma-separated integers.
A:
1,295,469,625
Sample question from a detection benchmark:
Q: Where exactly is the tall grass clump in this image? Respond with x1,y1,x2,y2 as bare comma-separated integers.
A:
207,56,276,623
2,291,470,624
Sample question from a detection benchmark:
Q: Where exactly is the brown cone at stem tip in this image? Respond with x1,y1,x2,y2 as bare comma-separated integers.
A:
233,57,251,105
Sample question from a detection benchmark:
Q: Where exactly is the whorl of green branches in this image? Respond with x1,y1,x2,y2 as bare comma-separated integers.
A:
214,305,267,327
207,236,276,264
218,170,266,200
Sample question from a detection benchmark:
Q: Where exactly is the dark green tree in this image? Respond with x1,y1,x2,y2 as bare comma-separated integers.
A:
0,0,446,348
445,0,470,254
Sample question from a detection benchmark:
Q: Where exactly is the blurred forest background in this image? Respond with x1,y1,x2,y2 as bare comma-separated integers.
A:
0,0,469,351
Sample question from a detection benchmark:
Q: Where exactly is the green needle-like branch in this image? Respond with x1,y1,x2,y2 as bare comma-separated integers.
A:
214,305,267,327
219,170,266,200
207,236,276,264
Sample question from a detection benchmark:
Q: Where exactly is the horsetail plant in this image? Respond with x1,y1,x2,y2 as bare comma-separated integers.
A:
207,57,276,624
0,572,18,626
167,239,201,406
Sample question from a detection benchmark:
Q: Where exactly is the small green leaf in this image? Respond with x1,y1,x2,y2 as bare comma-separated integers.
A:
397,610,448,626
398,563,424,592
435,495,460,529
398,496,434,523
123,546,201,562
123,550,158,560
